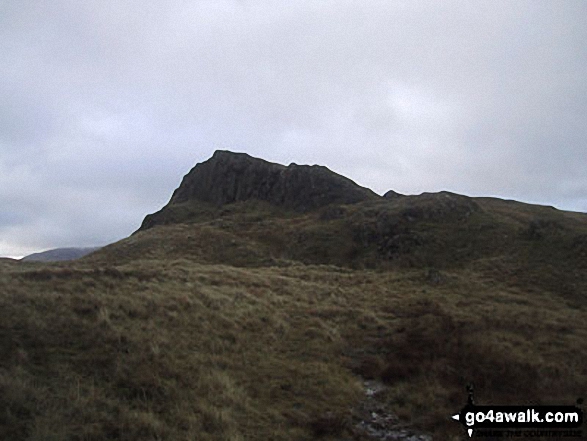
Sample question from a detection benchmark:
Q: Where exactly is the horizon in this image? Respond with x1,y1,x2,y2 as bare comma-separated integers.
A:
2,1,586,257
4,148,585,260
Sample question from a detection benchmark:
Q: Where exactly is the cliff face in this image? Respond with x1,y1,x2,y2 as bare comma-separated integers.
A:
112,149,587,302
139,151,380,230
170,150,379,211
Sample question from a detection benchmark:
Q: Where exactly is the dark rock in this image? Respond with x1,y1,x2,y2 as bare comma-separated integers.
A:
171,150,379,211
383,189,404,199
523,218,563,240
139,151,379,230
405,191,480,221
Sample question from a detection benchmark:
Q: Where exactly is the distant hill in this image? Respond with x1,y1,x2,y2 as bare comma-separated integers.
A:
0,257,18,267
21,247,100,262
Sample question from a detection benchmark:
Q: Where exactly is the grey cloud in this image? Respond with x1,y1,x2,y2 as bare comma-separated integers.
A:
1,0,586,256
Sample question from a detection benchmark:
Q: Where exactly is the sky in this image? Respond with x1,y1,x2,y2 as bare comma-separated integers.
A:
1,0,586,258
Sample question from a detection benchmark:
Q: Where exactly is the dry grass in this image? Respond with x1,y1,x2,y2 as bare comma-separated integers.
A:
2,195,586,439
1,258,585,440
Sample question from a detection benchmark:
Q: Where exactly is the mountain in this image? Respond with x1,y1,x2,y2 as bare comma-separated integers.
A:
88,151,586,305
21,247,100,262
1,151,586,440
139,150,379,230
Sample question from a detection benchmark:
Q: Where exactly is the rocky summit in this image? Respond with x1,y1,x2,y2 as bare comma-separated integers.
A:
132,151,586,288
140,150,378,229
173,150,378,209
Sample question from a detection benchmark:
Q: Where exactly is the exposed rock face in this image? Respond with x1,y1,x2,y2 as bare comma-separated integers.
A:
383,189,404,199
398,191,480,221
167,150,378,211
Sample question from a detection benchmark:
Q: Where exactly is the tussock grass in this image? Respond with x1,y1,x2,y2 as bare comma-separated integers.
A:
2,196,586,439
1,259,585,439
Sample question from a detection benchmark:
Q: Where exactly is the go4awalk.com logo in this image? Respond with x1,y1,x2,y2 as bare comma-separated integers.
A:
451,386,584,438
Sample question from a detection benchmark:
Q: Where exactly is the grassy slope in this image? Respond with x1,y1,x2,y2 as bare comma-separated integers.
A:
1,196,586,440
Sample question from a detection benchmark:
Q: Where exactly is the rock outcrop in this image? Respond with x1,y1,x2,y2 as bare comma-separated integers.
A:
383,189,404,199
170,150,379,211
139,151,380,230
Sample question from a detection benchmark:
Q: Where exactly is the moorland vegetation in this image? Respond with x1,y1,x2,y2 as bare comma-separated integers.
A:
1,151,586,440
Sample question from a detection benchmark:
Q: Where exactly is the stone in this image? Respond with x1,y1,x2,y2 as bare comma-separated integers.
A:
170,150,379,212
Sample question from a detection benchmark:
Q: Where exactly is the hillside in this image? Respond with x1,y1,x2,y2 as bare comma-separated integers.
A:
1,151,586,440
97,151,587,306
22,247,101,262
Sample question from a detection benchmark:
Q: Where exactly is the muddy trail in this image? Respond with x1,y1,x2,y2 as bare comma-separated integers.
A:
341,380,433,441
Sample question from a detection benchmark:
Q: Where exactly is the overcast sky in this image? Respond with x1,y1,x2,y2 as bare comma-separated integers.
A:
1,0,586,257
